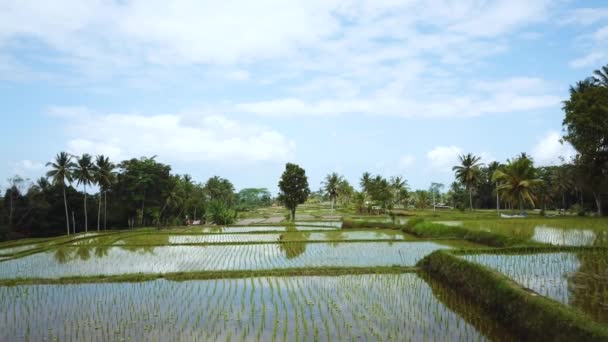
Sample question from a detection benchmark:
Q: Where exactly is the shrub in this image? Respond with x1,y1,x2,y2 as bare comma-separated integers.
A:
206,201,236,225
402,219,518,247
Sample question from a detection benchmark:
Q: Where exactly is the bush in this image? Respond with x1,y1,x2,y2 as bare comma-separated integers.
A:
206,201,236,225
401,219,518,247
341,219,405,230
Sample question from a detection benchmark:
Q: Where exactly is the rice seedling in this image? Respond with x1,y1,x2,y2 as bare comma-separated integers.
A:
0,273,513,341
0,242,449,280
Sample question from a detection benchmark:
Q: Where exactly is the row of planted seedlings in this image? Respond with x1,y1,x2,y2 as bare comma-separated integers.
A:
0,216,583,341
0,272,513,341
345,216,608,339
0,237,450,281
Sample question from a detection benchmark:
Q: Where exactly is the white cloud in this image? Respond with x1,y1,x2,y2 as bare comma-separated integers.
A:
561,8,608,26
531,131,577,166
570,51,606,69
50,106,295,165
427,146,463,173
236,77,560,118
593,25,608,42
13,160,44,172
397,155,415,170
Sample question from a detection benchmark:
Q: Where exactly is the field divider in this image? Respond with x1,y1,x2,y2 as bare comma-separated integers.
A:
0,265,418,286
449,245,608,255
418,249,608,341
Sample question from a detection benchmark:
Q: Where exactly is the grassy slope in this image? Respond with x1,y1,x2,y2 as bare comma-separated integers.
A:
419,250,608,341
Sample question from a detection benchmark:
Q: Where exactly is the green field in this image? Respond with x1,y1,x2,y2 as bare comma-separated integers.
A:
1,208,607,340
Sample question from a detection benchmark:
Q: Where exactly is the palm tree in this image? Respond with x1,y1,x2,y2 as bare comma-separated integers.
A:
160,177,184,225
592,64,608,87
390,176,408,207
46,152,75,236
322,173,343,210
94,155,115,231
360,172,372,194
569,78,595,96
492,156,543,213
452,153,483,211
551,166,573,210
336,179,354,207
74,154,95,233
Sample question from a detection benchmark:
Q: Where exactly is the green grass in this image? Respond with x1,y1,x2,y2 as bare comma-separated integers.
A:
0,265,418,286
419,250,608,341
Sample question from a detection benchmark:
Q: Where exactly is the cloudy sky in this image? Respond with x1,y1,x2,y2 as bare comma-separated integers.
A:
1,0,604,192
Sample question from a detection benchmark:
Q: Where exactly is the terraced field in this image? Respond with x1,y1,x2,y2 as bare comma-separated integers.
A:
0,273,514,341
1,216,607,340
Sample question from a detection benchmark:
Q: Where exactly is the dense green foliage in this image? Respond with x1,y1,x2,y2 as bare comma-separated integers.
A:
277,163,310,221
0,154,240,240
563,70,608,216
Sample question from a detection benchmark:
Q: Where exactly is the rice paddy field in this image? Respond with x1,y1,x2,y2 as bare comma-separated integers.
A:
0,210,607,340
462,250,608,324
0,274,514,341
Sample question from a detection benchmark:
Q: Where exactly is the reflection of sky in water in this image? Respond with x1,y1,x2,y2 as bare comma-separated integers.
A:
167,231,406,244
190,225,341,233
0,274,495,342
0,242,448,279
432,221,463,227
294,221,342,228
531,226,596,246
463,253,580,305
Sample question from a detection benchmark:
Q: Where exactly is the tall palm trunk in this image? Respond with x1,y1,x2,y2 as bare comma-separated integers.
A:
104,191,107,230
468,187,473,211
593,191,603,217
97,193,102,232
63,185,70,236
141,190,146,226
83,184,88,233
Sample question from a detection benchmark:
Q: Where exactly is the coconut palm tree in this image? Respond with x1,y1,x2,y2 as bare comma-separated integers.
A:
46,152,75,236
452,154,483,211
94,155,115,231
492,156,543,213
360,172,372,194
73,154,95,233
592,64,608,87
390,176,408,207
322,173,343,210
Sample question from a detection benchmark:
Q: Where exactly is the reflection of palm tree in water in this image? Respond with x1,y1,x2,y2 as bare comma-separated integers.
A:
323,230,345,247
118,234,170,254
568,251,608,324
279,226,310,259
53,246,70,264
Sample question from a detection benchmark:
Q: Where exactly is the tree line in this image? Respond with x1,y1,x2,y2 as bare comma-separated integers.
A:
279,64,608,218
2,64,607,240
0,153,271,240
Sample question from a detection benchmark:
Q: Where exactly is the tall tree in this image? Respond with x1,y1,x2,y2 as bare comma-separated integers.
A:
46,152,75,236
390,176,408,207
278,163,310,221
360,172,372,194
592,64,608,87
5,176,27,228
73,154,95,232
94,155,115,231
563,76,608,216
492,156,543,212
322,173,342,210
452,154,483,211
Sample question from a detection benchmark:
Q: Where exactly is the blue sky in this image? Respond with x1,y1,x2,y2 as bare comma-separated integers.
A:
1,0,607,193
